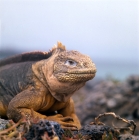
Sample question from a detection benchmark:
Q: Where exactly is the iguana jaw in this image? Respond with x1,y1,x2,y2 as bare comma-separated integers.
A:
55,68,96,82
67,68,96,74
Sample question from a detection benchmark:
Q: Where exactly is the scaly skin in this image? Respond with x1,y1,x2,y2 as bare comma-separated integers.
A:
0,42,96,130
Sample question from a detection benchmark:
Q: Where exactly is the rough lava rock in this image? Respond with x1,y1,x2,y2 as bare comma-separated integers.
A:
0,119,9,130
24,120,64,140
73,75,139,135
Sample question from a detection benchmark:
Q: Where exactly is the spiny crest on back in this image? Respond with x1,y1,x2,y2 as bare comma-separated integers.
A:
0,41,66,67
51,41,66,53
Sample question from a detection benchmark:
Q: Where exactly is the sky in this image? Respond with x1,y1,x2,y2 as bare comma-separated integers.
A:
0,0,139,79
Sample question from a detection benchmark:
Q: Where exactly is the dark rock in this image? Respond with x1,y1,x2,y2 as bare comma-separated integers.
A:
0,118,9,130
78,124,116,140
24,120,64,140
118,134,139,140
73,75,139,134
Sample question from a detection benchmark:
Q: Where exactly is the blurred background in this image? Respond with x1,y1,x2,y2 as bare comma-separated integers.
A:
0,0,139,80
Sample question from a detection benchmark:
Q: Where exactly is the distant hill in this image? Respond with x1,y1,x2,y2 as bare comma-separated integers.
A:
0,50,22,59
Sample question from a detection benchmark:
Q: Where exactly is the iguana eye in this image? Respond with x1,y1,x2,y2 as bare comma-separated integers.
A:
65,60,77,67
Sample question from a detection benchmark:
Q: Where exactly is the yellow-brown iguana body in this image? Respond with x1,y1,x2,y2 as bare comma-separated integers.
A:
0,42,96,130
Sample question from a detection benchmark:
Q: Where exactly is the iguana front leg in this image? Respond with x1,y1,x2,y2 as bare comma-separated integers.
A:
7,90,78,130
58,98,81,130
7,89,47,121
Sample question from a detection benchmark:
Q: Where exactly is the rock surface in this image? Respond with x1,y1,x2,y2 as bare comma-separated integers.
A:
0,118,131,139
24,120,64,140
0,119,9,130
73,75,139,135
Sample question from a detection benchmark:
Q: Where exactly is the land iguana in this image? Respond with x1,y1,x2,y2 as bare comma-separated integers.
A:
0,42,96,130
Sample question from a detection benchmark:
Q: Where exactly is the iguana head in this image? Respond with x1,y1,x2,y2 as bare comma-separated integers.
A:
34,42,96,102
53,43,96,82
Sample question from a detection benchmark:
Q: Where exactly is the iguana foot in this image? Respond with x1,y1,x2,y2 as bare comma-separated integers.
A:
46,114,78,130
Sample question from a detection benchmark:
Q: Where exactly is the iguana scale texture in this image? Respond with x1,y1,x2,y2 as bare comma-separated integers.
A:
0,42,96,130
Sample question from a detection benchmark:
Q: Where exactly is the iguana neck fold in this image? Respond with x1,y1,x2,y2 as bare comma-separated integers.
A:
32,60,85,102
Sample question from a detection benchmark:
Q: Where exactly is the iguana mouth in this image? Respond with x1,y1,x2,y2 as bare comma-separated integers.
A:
55,68,97,82
67,68,96,74
55,72,96,82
